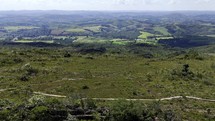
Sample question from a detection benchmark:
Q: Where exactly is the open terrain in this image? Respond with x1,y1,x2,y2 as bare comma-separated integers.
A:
0,11,215,120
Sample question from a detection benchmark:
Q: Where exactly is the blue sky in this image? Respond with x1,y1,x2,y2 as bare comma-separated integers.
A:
0,0,215,11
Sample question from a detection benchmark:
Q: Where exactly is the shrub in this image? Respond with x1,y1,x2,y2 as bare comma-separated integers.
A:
109,100,181,121
20,74,29,81
64,52,71,58
85,99,97,109
110,100,159,121
203,79,214,86
82,85,89,90
170,64,195,81
184,50,204,60
181,64,190,76
31,106,49,120
164,110,179,121
13,58,23,63
0,110,10,120
19,63,39,81
26,67,38,76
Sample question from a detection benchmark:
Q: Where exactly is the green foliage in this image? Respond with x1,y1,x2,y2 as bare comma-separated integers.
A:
31,106,49,120
19,63,39,81
0,109,10,120
110,101,145,121
181,64,192,77
84,99,97,109
138,32,154,39
153,27,171,36
109,100,179,121
64,52,71,58
82,85,90,90
170,64,196,81
184,50,204,60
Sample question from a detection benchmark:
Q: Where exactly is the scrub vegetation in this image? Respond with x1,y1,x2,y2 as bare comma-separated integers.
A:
0,11,215,120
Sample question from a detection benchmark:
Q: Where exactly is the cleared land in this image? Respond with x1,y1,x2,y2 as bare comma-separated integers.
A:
4,26,39,31
153,26,171,36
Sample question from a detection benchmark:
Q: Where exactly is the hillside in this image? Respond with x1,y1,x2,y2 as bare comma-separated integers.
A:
0,11,215,121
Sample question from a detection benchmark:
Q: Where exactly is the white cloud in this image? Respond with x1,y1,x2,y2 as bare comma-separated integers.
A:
0,0,215,10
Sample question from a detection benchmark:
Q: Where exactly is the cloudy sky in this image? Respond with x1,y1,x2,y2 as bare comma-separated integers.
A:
0,0,215,11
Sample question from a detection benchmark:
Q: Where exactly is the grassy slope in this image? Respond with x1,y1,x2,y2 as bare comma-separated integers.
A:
15,40,54,43
4,26,39,31
138,32,154,39
0,47,214,99
153,26,171,36
0,46,214,120
66,26,101,33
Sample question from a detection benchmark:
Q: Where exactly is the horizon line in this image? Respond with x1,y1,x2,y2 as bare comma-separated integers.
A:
1,10,215,12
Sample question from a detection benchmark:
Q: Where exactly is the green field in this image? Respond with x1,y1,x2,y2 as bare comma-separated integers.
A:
66,26,101,33
66,28,86,33
74,37,132,45
138,31,155,39
110,39,132,45
0,46,214,120
15,40,54,43
0,47,214,99
206,35,215,37
156,36,174,40
4,26,39,31
137,31,173,45
0,37,5,41
74,36,110,44
53,36,68,39
83,26,101,32
153,27,171,36
137,32,158,45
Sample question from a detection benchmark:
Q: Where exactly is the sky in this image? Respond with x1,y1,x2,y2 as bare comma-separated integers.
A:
0,0,215,11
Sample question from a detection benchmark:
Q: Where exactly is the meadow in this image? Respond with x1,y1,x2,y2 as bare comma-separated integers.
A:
0,44,215,120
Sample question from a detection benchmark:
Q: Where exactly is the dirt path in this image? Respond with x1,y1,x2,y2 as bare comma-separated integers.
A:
33,92,215,102
1,88,215,102
33,92,67,98
0,88,16,92
82,96,215,102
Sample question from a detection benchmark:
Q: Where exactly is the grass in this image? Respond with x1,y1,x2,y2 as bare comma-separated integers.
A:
74,36,110,44
136,39,158,45
74,37,132,45
4,26,38,31
153,26,171,36
66,28,86,33
0,32,6,36
201,23,215,26
137,31,173,45
156,36,174,40
66,26,101,33
53,36,68,39
0,47,214,99
138,31,154,39
0,46,214,120
110,39,131,45
83,26,101,32
0,37,5,41
137,31,158,45
15,40,54,43
98,99,215,121
206,35,215,37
